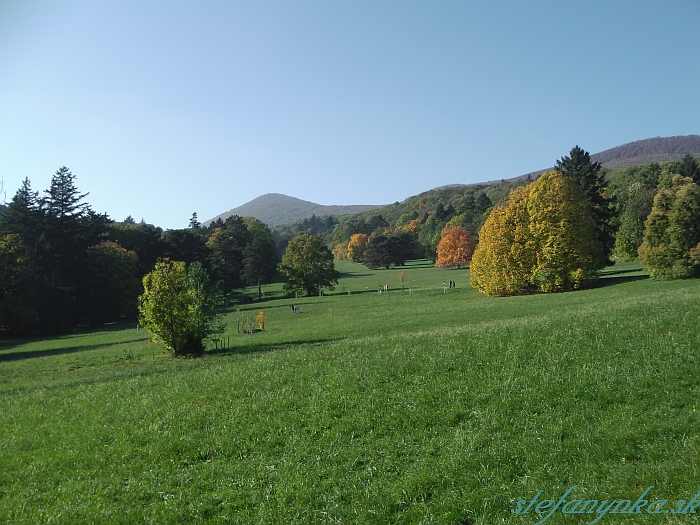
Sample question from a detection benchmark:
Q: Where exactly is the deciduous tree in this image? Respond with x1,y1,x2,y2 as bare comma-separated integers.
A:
347,233,369,262
470,186,536,296
470,172,605,295
638,174,700,279
279,234,339,296
435,226,475,269
243,228,278,300
139,260,224,357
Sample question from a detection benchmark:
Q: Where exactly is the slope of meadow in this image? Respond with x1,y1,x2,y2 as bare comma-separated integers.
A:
1,261,699,524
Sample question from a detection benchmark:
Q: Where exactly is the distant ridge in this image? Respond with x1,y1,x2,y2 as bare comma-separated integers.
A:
591,135,700,170
518,135,700,181
205,193,386,227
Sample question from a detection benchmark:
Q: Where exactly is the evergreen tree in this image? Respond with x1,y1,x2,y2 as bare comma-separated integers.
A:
188,212,201,229
555,146,616,261
679,154,700,185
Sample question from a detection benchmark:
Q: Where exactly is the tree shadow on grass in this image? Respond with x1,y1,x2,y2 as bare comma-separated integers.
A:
593,274,649,288
599,267,644,277
339,271,373,279
206,338,338,357
0,340,140,362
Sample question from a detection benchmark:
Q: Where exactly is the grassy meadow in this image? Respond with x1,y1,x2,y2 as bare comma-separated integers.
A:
1,260,699,524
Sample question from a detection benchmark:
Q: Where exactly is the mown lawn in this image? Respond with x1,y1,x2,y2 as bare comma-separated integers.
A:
1,260,699,524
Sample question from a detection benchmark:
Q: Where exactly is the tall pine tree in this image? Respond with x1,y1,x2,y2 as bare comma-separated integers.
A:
555,146,616,262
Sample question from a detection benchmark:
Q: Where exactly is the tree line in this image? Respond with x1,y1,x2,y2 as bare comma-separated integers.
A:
0,168,278,335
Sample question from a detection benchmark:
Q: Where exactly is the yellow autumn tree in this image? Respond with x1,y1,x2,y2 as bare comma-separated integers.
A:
256,310,266,331
470,186,536,295
435,226,475,269
332,242,348,260
347,233,369,262
528,171,605,291
470,172,604,296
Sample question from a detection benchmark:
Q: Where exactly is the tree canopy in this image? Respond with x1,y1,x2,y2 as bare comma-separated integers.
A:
555,146,616,261
638,173,700,279
435,226,475,269
470,171,605,295
279,234,339,296
139,260,224,357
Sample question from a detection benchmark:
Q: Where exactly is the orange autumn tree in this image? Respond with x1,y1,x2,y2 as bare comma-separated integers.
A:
435,226,475,269
347,233,369,262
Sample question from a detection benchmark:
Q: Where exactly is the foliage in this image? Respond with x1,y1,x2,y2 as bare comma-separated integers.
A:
86,241,141,322
0,168,119,333
106,222,165,277
679,153,700,184
470,172,605,295
527,171,606,291
279,234,339,296
242,217,278,299
255,310,266,331
613,182,656,260
435,226,475,269
469,186,536,296
139,260,224,356
555,146,616,261
638,174,700,279
347,233,369,262
332,242,347,260
162,228,208,267
363,232,414,269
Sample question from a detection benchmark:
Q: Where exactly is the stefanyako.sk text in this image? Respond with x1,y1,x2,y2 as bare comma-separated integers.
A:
511,486,700,524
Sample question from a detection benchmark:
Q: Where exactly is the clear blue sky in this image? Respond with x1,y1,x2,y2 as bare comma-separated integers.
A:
1,1,698,229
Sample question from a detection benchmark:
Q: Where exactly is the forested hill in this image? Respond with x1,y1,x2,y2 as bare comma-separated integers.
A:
591,135,700,170
520,135,700,180
205,193,385,227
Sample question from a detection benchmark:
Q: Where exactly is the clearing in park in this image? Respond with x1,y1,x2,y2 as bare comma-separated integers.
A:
1,259,699,524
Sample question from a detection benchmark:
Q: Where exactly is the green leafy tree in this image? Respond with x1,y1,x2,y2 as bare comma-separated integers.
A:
638,174,700,279
139,260,224,357
279,234,339,296
613,182,655,260
242,219,278,300
364,233,414,269
86,241,141,322
206,227,243,294
161,228,208,267
555,146,616,261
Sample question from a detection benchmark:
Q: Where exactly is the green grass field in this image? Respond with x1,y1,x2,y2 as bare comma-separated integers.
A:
1,260,699,524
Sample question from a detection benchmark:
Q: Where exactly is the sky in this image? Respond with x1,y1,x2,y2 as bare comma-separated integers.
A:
1,1,698,229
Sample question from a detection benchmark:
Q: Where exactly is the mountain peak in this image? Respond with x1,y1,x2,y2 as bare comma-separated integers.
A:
205,194,385,227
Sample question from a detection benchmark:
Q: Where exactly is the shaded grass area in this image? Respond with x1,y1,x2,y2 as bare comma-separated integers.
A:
1,261,699,523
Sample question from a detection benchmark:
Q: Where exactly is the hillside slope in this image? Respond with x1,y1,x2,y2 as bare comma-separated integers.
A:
205,193,385,227
520,134,700,179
